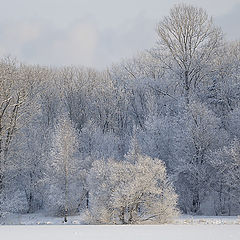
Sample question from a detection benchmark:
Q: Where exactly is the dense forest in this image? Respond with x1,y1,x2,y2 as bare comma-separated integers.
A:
0,4,240,224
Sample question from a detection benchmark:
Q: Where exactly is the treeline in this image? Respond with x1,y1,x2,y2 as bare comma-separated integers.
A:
0,4,240,223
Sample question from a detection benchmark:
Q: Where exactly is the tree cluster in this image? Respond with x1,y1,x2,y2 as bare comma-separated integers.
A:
1,4,240,222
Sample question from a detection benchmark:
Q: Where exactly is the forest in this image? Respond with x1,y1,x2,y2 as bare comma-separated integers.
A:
0,4,240,224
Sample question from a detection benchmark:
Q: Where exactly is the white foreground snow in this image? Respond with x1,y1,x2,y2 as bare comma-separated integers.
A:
0,225,240,240
1,214,240,240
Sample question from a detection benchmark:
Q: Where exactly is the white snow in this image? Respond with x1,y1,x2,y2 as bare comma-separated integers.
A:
0,212,83,225
0,225,240,240
2,212,240,225
1,214,240,240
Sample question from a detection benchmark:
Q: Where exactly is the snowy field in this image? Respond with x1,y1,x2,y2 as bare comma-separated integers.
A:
1,212,240,225
0,214,240,240
0,225,240,240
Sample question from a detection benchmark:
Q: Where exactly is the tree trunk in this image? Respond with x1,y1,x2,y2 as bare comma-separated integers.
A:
184,70,190,105
64,156,68,223
119,207,126,224
86,191,89,209
192,191,200,213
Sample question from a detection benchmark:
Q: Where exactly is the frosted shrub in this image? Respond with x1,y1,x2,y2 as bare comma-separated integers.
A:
85,153,179,224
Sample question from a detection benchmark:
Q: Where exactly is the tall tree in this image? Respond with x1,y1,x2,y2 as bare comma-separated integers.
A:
0,58,42,216
154,4,222,103
47,115,80,222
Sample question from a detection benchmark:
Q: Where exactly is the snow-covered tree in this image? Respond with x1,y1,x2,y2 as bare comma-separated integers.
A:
209,139,240,215
85,144,178,224
0,59,45,216
153,4,222,103
175,101,228,213
45,115,82,222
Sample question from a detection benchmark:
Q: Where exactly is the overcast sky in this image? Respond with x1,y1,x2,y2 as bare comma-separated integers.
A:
0,0,240,69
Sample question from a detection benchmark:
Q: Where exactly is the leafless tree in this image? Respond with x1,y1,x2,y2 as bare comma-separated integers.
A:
0,58,43,214
154,4,223,103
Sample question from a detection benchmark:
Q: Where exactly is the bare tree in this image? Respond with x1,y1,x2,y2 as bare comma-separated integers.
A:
0,58,43,215
154,4,223,103
48,116,80,222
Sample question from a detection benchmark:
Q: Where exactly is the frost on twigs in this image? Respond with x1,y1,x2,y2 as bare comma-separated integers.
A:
84,149,179,224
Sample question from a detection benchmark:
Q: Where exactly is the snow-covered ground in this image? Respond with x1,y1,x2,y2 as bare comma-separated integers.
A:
0,212,83,225
0,214,240,240
174,214,240,225
1,212,240,225
0,225,240,240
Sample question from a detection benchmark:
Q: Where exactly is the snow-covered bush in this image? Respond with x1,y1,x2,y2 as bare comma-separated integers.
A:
85,151,179,224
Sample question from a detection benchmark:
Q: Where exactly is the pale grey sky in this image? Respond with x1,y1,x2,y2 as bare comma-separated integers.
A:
0,0,240,69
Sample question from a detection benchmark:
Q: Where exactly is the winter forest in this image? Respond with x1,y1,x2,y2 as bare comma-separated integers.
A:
0,4,240,224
